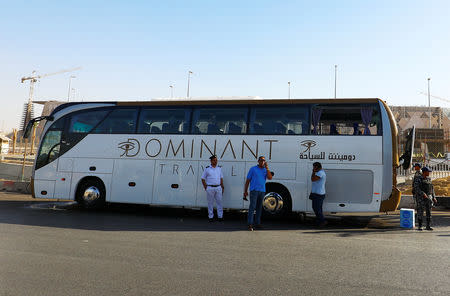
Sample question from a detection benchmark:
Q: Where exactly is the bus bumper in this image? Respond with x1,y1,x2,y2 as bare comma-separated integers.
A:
380,187,401,212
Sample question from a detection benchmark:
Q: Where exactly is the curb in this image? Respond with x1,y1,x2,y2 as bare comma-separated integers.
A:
0,180,31,194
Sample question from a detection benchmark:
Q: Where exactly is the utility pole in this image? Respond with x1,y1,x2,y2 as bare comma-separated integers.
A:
427,78,431,128
288,81,291,99
20,137,28,181
30,122,37,155
334,65,337,99
187,71,193,98
12,129,17,154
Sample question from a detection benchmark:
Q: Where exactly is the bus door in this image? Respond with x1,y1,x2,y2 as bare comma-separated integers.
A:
33,118,66,199
152,160,198,206
34,160,59,199
54,157,74,199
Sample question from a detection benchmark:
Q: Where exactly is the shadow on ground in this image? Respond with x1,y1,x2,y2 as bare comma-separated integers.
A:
0,194,448,236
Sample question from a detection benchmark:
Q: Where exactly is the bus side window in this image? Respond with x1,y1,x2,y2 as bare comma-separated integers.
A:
69,110,110,134
192,107,247,135
226,122,242,134
250,105,309,135
92,108,138,134
311,104,382,136
138,108,190,134
311,104,381,136
162,118,181,133
150,126,161,134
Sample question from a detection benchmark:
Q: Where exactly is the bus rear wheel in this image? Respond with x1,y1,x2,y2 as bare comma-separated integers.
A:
263,185,292,219
76,178,106,209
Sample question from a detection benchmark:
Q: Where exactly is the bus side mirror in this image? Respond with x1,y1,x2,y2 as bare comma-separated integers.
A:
22,116,54,139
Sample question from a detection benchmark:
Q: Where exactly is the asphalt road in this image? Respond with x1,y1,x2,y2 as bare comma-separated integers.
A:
0,192,449,296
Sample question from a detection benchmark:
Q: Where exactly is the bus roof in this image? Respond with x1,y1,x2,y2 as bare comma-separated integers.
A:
51,97,383,116
117,97,382,105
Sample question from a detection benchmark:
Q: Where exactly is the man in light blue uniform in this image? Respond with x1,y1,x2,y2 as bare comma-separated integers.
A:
310,162,327,226
243,156,273,231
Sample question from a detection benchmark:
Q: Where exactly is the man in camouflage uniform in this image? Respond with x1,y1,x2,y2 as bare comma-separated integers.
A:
413,167,437,231
411,163,422,205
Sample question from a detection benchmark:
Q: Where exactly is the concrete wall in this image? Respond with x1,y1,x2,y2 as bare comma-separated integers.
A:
0,162,32,181
0,180,31,194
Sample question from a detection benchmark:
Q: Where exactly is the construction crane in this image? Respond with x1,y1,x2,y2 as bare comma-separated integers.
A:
419,92,450,104
20,67,82,130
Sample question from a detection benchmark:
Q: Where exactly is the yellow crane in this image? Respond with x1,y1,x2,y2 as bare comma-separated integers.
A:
20,67,82,130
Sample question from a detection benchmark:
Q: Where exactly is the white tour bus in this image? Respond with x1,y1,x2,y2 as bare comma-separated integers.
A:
25,98,404,215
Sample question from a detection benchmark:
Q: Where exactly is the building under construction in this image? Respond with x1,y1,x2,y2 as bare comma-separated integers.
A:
390,106,450,160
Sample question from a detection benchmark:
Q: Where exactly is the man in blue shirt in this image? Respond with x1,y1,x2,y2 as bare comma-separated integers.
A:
243,156,273,231
310,162,327,226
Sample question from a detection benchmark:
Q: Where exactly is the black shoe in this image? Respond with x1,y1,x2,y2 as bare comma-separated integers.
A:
208,218,214,223
319,221,328,227
218,218,224,222
248,225,254,231
417,227,423,231
426,226,433,231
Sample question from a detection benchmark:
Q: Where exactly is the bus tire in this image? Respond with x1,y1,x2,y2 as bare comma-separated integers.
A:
263,184,292,219
76,178,106,209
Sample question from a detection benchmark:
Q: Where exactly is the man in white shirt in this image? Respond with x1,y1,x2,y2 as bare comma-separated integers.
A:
310,162,327,226
201,155,224,222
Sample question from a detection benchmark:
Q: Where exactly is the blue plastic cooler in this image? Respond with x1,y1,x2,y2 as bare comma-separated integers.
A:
400,208,415,228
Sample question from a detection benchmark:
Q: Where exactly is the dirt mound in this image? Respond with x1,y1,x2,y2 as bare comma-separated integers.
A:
398,176,450,197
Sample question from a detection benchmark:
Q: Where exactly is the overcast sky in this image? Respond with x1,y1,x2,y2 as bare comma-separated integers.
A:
0,0,449,132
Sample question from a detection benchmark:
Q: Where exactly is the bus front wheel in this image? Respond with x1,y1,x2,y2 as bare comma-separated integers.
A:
76,178,106,209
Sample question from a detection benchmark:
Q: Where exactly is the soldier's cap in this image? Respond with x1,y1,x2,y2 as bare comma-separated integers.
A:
422,166,432,172
413,163,422,168
209,154,217,160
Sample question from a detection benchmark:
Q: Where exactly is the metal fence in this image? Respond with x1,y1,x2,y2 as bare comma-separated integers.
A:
5,143,38,156
398,166,450,180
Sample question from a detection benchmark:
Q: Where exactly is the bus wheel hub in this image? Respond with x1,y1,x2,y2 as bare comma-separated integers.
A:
263,192,284,214
83,186,101,202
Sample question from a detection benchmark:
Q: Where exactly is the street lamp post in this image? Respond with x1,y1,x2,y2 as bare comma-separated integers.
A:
428,78,431,128
288,81,291,99
187,71,193,98
67,75,76,101
334,65,337,99
169,85,174,98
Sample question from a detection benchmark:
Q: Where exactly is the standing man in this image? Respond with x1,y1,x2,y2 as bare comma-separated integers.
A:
201,155,224,222
412,163,422,205
243,156,273,231
310,162,327,226
414,166,437,231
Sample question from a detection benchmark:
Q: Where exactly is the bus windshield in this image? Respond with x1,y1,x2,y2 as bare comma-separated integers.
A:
36,118,65,169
